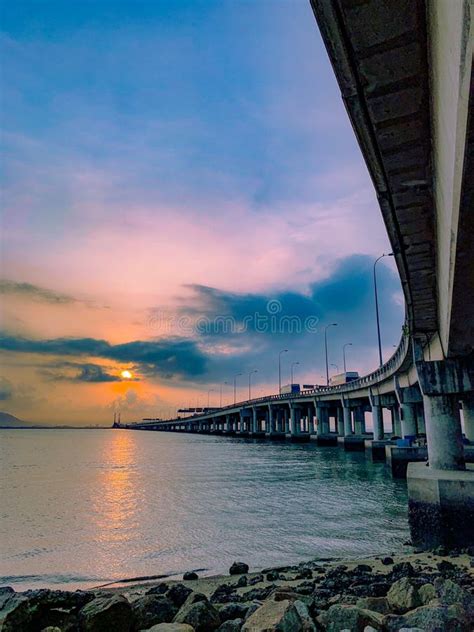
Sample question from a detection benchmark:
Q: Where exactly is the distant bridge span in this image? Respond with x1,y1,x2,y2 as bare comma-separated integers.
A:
120,0,474,550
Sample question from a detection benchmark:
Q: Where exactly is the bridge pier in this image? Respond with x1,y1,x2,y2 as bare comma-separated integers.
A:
463,394,474,443
407,357,474,550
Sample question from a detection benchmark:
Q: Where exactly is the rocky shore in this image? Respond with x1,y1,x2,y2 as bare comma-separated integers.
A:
1,551,474,631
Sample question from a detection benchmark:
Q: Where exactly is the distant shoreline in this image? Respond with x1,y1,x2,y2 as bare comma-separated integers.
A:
0,425,112,430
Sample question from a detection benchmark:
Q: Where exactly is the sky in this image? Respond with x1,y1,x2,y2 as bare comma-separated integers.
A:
0,0,404,424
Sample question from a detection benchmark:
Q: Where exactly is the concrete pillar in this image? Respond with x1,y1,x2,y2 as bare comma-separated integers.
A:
308,406,315,434
354,407,365,435
284,408,290,434
290,407,299,435
336,407,344,436
225,415,230,433
391,406,402,437
400,403,417,438
252,408,258,434
463,393,474,442
317,406,329,434
423,393,465,471
416,402,426,434
372,405,384,441
343,406,352,436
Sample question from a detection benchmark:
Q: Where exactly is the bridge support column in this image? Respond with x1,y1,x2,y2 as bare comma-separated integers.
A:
308,406,315,435
463,393,474,442
336,407,344,436
372,405,384,441
353,407,365,435
407,356,474,550
225,415,231,434
400,403,417,438
290,406,299,436
251,408,258,434
391,405,402,437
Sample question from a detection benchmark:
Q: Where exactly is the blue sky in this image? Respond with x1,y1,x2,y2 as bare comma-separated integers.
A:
0,0,404,422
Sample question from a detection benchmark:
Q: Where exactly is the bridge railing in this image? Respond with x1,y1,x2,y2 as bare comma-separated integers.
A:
128,331,411,427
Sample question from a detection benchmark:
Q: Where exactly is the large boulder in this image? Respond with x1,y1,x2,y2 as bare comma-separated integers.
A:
383,603,469,632
173,597,220,632
217,603,249,622
419,584,436,605
1,589,93,632
132,594,177,629
79,594,133,632
387,578,421,613
216,620,243,631
321,605,383,632
166,584,193,608
242,598,316,631
229,563,249,576
434,578,474,613
355,597,390,614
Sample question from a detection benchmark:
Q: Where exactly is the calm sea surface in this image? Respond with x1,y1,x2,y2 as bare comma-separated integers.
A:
0,429,409,591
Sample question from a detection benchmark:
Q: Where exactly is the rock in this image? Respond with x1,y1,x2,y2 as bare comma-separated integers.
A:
0,587,15,610
323,605,383,632
79,594,132,632
229,563,249,576
354,564,372,574
265,571,279,582
381,557,394,566
387,578,421,613
40,628,63,632
216,619,243,631
295,568,313,580
166,585,193,608
217,603,248,622
355,597,390,614
434,578,474,612
147,584,170,596
183,572,199,581
247,574,264,586
235,576,247,588
1,589,93,632
363,627,379,632
242,599,316,631
437,560,456,573
143,625,195,632
391,562,415,579
210,584,240,605
241,586,274,602
419,583,436,605
132,594,177,629
173,598,220,632
383,604,469,632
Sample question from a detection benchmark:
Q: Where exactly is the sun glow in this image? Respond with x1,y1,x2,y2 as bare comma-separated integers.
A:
121,370,133,379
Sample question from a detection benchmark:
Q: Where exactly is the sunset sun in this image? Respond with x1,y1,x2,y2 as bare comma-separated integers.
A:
121,370,133,379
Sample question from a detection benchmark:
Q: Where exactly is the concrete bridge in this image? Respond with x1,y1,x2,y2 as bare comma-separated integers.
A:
120,0,474,551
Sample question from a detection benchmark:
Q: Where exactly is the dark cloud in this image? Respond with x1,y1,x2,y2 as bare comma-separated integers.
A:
0,280,79,304
0,334,207,379
41,362,123,383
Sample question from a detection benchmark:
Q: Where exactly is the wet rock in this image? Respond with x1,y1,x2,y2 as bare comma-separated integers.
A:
242,598,316,631
355,597,390,614
0,587,14,610
387,578,421,613
391,562,415,579
210,584,241,605
143,625,195,632
383,603,469,632
295,568,313,580
321,604,383,632
247,574,264,586
381,557,394,566
218,603,248,622
216,619,243,631
265,571,279,582
40,627,63,632
436,560,456,574
235,576,247,588
419,583,436,605
229,562,249,576
434,577,474,612
272,587,301,602
354,564,372,574
183,572,199,581
79,594,132,632
147,584,169,596
173,597,220,632
241,586,274,602
1,589,93,632
132,594,177,629
166,584,193,608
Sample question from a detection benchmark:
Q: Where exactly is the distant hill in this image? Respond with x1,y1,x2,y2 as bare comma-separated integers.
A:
0,412,32,427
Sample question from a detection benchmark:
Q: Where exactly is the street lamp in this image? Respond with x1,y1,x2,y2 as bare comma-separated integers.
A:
374,253,394,366
233,373,242,404
330,363,339,374
220,381,227,407
207,389,214,408
248,369,258,400
325,323,338,386
343,342,353,373
290,361,299,384
278,349,288,394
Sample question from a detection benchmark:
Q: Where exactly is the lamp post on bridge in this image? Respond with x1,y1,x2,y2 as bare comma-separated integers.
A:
220,381,227,407
330,363,339,375
374,252,394,367
248,369,258,400
233,373,242,405
278,349,288,394
325,323,338,386
343,342,353,373
290,361,299,384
